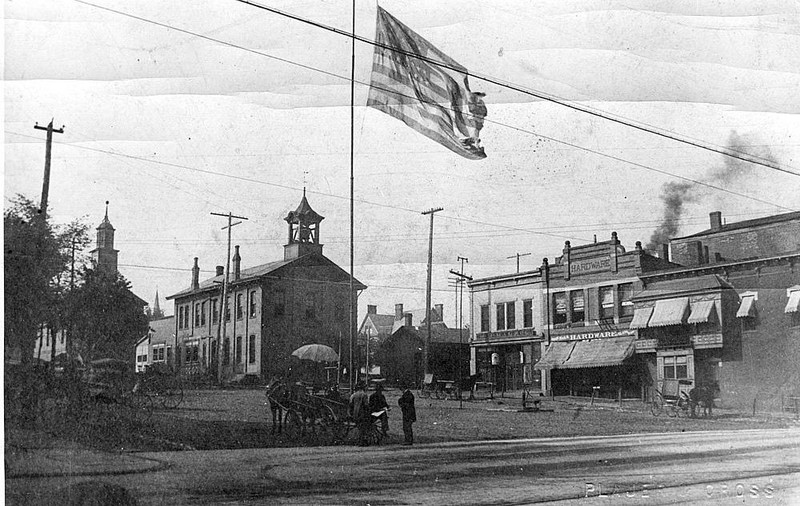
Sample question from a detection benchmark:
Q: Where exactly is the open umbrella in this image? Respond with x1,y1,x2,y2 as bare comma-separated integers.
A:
291,344,339,363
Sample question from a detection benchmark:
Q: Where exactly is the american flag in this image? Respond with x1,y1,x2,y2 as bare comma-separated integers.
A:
367,6,487,160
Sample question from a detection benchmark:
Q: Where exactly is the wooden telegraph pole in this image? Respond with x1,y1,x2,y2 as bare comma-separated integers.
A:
507,252,531,274
421,207,443,380
34,120,65,219
211,212,248,383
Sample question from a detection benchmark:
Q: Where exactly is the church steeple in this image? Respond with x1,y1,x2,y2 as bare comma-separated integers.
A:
151,290,164,319
284,189,324,260
91,201,119,273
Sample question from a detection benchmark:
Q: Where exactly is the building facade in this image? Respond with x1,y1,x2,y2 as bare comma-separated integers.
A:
166,192,365,382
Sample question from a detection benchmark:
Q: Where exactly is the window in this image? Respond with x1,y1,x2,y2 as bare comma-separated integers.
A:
248,335,256,364
523,299,533,328
235,336,243,364
236,294,244,320
167,346,173,364
663,355,688,379
553,292,567,325
178,306,184,329
599,286,615,320
60,332,65,344
249,290,257,318
619,283,634,317
480,305,490,332
571,291,585,324
195,303,201,327
211,299,218,325
496,303,506,331
223,338,230,365
225,297,231,321
505,302,516,330
786,287,800,326
273,290,285,317
202,343,207,363
200,301,207,326
304,292,317,320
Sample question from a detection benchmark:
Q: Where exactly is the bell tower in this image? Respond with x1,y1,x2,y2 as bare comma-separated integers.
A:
91,201,119,273
284,189,324,260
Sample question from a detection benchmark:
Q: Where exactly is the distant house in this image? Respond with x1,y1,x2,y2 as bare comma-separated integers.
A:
376,304,469,387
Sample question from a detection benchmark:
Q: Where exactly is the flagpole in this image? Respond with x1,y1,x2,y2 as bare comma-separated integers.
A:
348,0,356,393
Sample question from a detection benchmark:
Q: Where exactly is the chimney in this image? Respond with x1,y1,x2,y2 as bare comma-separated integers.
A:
216,265,224,276
395,303,404,320
367,305,377,315
434,304,444,322
191,257,200,291
233,245,241,280
661,244,670,261
710,211,722,231
404,313,413,327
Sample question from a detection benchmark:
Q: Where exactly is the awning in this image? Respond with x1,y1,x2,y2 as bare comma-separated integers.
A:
736,295,756,318
629,307,653,329
785,290,800,314
648,297,689,327
533,341,575,370
687,300,716,324
558,336,637,369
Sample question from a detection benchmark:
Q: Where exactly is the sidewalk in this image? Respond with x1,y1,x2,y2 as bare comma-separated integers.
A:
5,427,166,478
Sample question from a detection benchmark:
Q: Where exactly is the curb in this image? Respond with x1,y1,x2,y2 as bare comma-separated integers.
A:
6,453,170,479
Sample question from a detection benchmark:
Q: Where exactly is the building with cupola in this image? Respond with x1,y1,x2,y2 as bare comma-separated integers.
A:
167,191,365,383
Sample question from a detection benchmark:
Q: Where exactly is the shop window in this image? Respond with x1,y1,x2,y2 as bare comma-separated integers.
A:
248,335,256,364
480,305,490,332
571,291,585,324
599,286,615,320
553,292,567,325
496,303,506,330
523,299,533,328
663,356,688,380
619,283,634,317
235,336,243,364
249,290,257,318
236,293,244,320
506,302,516,330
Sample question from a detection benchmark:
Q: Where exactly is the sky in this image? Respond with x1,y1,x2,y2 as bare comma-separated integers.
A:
5,0,800,327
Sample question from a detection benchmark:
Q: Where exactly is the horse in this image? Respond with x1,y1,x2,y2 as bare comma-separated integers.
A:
265,377,290,434
689,381,720,418
456,373,481,400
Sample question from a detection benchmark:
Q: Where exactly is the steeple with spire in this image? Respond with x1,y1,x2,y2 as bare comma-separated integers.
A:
90,201,119,273
284,188,324,260
151,289,165,320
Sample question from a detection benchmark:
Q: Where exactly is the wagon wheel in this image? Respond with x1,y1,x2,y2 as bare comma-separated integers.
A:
665,403,679,418
285,410,303,440
160,381,184,409
649,399,663,417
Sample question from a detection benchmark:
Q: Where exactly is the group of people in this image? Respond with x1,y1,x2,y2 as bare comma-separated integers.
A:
348,383,416,446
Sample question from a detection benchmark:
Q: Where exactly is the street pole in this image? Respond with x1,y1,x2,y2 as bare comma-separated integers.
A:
450,262,472,410
211,212,247,383
422,207,443,381
34,120,64,219
506,252,531,274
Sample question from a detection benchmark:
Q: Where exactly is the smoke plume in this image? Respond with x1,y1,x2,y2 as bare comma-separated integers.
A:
646,181,695,251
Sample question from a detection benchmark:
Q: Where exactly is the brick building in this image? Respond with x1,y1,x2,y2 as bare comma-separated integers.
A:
166,192,365,382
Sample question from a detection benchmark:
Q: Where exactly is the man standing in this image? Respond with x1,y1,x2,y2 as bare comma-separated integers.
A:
398,385,416,445
369,383,389,436
349,382,370,446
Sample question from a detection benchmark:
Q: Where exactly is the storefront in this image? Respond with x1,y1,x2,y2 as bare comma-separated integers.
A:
473,335,543,392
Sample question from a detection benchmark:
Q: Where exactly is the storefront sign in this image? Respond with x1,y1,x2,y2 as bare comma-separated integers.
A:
570,256,611,275
474,328,538,342
635,339,658,353
692,334,723,349
551,329,636,342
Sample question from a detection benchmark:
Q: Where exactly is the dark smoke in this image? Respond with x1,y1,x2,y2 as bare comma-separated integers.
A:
646,130,777,252
646,181,695,251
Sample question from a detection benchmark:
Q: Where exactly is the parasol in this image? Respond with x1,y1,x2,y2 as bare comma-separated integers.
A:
291,344,339,363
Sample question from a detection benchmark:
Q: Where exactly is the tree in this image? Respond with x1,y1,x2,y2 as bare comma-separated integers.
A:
63,267,149,364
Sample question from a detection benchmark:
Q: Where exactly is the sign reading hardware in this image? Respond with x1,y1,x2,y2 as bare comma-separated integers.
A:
551,329,636,342
570,256,611,275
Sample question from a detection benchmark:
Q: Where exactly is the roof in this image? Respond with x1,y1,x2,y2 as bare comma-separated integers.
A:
167,253,365,300
634,274,732,300
673,211,800,240
148,316,174,345
285,190,324,224
362,313,396,335
388,321,467,345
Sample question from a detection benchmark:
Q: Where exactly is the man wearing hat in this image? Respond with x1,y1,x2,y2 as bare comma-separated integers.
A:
369,383,390,437
348,382,370,446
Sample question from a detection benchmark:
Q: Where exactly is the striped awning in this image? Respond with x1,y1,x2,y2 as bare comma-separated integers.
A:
736,295,756,318
629,307,653,329
558,336,637,369
648,297,689,327
687,300,716,324
533,341,575,370
785,290,800,314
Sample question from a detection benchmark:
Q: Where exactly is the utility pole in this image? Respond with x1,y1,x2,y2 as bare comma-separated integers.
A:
507,252,531,274
450,259,472,410
34,120,65,219
211,212,248,383
421,207,443,380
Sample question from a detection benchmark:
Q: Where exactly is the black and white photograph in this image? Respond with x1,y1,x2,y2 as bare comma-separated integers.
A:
4,1,800,504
